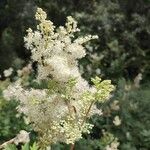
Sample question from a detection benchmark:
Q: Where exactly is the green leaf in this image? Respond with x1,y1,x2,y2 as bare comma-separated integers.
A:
4,144,17,150
22,143,30,150
30,142,39,150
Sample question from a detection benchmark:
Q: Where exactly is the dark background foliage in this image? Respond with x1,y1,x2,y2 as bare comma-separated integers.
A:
0,0,149,80
0,0,150,150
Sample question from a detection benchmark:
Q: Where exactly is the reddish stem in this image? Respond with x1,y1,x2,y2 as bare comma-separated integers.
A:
81,101,94,126
70,144,75,150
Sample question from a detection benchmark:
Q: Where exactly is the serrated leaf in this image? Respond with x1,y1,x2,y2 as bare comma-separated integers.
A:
30,142,39,150
22,143,30,150
4,144,17,150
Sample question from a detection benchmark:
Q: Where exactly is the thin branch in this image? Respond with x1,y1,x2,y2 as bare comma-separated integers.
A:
70,143,75,150
0,138,16,149
81,101,94,126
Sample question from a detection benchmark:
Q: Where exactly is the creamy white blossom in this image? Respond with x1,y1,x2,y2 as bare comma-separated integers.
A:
110,100,120,111
3,67,13,77
14,130,30,145
105,139,120,150
101,131,120,150
113,116,121,126
3,8,115,148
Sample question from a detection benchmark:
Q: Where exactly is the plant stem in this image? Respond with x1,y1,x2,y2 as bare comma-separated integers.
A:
0,138,15,149
81,101,94,126
70,143,75,150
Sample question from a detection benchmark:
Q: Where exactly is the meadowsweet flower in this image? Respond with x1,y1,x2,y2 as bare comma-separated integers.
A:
113,116,121,126
110,100,120,111
35,8,47,21
101,131,120,150
14,130,30,145
105,140,119,150
3,8,115,148
3,67,13,77
134,73,142,88
17,64,32,77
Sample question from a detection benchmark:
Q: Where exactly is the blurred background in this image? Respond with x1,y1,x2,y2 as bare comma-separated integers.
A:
0,0,150,150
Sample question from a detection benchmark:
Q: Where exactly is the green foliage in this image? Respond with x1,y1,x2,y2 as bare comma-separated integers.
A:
4,144,17,150
22,143,30,150
91,79,150,150
114,80,150,149
0,80,27,143
0,0,36,72
75,0,150,81
91,76,115,102
4,142,39,150
82,76,115,103
30,143,39,150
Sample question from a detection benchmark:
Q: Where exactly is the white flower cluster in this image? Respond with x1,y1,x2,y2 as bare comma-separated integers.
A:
105,139,120,150
3,67,13,77
14,130,30,145
3,8,114,148
101,131,120,150
113,116,121,126
24,8,98,82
